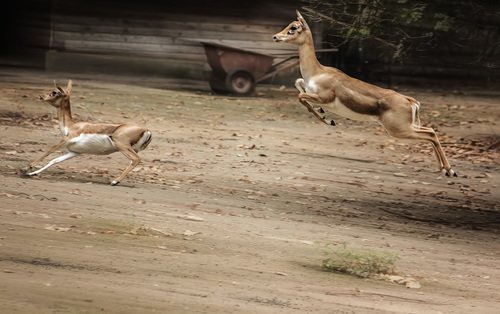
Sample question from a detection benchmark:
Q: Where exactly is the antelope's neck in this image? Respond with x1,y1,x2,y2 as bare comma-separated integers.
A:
57,97,74,136
298,32,322,81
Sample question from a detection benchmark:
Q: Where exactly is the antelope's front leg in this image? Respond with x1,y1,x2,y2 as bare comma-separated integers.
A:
26,152,78,176
294,79,335,126
28,139,67,168
295,79,324,113
298,92,323,104
297,92,336,126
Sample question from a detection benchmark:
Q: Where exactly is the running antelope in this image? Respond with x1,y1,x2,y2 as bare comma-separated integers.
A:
273,11,456,176
26,80,152,185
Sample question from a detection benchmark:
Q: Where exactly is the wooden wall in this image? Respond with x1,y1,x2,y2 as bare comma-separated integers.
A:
0,1,51,67
45,0,301,80
1,0,496,87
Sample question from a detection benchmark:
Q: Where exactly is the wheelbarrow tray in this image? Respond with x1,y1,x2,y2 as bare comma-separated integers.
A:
187,39,337,95
200,40,275,82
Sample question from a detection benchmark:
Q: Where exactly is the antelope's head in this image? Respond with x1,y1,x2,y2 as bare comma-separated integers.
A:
39,80,72,107
273,10,310,44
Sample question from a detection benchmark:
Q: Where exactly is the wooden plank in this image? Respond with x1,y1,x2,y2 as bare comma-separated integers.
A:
53,14,285,34
54,2,298,25
51,39,294,62
53,31,179,45
52,23,282,43
45,50,207,78
51,34,294,58
59,39,203,54
52,31,294,53
53,40,206,61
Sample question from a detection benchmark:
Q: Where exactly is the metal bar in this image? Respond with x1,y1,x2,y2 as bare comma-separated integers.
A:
258,58,300,82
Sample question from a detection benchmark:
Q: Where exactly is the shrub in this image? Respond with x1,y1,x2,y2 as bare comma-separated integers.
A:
322,245,398,278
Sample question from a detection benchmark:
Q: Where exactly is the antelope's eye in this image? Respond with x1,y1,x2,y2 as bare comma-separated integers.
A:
51,91,57,96
290,26,297,31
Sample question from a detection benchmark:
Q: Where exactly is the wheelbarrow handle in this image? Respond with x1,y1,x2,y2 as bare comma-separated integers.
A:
258,57,300,82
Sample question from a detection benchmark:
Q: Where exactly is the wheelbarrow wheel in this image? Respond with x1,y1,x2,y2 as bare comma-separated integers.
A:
226,70,255,96
209,73,231,94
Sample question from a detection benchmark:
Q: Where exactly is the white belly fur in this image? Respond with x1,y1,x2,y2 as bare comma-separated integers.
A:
67,134,117,155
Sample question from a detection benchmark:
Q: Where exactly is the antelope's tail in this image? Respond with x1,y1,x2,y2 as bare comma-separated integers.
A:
138,130,152,151
408,98,421,127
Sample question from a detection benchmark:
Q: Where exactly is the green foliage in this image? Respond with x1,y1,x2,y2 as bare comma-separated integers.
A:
399,4,426,24
304,0,499,66
322,245,398,278
433,13,454,32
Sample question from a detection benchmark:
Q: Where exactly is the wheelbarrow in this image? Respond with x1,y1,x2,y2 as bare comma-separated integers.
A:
193,40,300,95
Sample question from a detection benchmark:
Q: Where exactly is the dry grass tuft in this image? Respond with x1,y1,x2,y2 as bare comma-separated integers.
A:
322,245,398,278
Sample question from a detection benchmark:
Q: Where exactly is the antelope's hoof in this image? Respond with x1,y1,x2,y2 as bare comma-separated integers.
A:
318,107,325,113
20,166,36,177
330,120,336,126
111,180,120,186
443,168,457,177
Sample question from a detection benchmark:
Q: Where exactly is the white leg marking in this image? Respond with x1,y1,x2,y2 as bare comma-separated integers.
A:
27,152,78,176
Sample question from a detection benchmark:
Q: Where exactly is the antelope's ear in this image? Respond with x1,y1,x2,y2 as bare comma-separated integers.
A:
66,79,73,94
296,10,309,30
57,86,66,94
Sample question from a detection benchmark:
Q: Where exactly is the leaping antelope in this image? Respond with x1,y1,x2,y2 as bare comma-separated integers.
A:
273,11,457,176
25,80,152,185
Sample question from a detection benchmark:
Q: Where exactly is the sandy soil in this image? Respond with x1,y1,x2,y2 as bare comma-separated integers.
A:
0,69,499,314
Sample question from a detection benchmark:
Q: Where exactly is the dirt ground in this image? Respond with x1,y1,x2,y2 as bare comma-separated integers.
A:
0,68,499,314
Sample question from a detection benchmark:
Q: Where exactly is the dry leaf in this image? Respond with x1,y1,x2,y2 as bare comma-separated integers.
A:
45,225,72,232
179,215,204,222
393,173,407,177
183,230,200,236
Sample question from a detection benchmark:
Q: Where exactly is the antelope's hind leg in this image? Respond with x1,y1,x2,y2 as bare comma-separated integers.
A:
381,110,456,176
398,128,456,176
410,126,457,176
111,145,142,186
